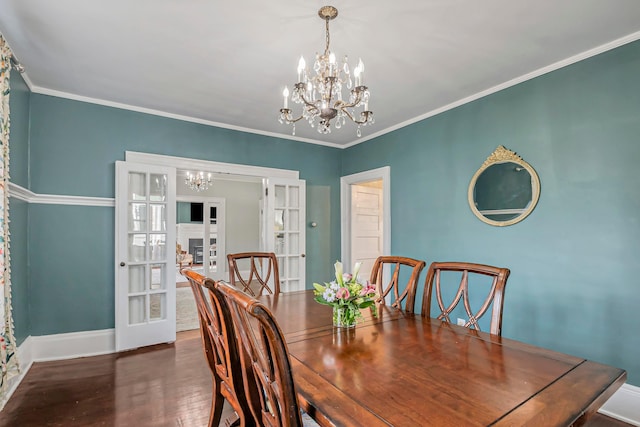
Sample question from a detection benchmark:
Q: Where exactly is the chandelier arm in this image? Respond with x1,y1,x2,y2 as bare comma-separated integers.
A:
334,85,368,110
338,107,369,125
279,109,305,123
298,92,320,113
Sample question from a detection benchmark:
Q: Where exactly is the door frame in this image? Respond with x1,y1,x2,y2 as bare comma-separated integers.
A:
126,151,299,180
340,166,391,270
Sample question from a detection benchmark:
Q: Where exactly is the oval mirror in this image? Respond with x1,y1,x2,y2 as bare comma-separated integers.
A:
468,146,540,226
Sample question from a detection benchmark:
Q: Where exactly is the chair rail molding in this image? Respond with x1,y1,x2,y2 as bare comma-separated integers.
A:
8,182,115,207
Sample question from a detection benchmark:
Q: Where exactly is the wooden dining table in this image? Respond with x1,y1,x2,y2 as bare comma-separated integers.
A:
257,290,626,427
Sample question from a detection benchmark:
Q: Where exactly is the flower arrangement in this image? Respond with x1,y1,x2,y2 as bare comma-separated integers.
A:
313,261,378,327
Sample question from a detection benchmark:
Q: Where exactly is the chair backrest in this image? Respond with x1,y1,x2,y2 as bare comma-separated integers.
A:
421,262,510,336
181,269,253,427
370,256,426,313
214,280,303,427
227,252,281,296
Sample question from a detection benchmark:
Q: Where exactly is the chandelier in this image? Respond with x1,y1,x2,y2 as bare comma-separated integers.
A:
185,171,212,192
278,5,374,137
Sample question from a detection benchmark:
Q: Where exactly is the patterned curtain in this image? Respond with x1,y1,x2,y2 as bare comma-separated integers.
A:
0,34,19,405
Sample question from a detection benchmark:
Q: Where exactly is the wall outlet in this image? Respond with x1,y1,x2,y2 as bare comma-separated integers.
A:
457,318,466,326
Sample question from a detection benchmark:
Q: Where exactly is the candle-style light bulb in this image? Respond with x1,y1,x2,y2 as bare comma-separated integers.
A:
357,58,365,85
283,87,289,109
297,56,306,82
354,63,361,87
329,52,336,75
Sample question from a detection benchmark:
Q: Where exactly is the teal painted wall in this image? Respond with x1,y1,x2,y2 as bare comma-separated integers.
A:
342,40,640,385
8,71,30,345
29,205,115,335
26,94,342,335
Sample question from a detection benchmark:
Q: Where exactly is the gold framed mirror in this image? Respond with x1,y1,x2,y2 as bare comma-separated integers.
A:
468,146,540,227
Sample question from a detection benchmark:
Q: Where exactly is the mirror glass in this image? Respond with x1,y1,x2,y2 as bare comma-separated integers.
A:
468,146,540,226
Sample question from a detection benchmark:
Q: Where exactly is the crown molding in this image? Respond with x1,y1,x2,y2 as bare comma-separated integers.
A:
8,182,114,207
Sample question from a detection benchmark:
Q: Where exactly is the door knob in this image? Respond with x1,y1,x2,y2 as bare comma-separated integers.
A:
120,262,126,267
301,254,306,258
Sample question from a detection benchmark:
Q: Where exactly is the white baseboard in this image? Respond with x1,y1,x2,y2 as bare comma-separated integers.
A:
29,329,115,362
599,383,640,426
0,336,33,411
3,328,640,426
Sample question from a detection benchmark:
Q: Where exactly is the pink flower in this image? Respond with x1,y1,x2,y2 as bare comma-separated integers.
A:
336,287,350,300
360,281,376,296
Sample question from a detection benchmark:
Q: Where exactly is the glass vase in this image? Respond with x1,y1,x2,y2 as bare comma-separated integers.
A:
333,305,357,328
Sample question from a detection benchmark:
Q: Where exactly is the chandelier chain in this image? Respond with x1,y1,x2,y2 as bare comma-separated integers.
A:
324,18,331,56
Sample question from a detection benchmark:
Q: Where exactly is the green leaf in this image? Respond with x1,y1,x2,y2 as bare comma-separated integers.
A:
358,300,375,309
314,296,332,305
313,283,326,293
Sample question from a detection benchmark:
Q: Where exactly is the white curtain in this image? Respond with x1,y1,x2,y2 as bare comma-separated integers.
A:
0,33,19,406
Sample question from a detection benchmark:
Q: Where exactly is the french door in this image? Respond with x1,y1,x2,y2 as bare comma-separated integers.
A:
115,161,176,352
265,178,306,292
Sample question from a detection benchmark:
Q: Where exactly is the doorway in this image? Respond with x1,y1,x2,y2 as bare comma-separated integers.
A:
117,151,306,346
341,167,391,280
175,193,226,332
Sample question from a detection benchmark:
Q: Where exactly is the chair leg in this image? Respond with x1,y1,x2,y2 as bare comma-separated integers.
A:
208,379,225,427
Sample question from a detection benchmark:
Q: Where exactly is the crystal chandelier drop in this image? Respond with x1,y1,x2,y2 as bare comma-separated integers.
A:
185,171,212,192
278,5,374,137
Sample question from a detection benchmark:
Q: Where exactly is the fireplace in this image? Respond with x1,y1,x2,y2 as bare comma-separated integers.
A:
188,238,216,264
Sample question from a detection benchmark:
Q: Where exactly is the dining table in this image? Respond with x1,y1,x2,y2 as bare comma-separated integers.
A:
257,290,626,427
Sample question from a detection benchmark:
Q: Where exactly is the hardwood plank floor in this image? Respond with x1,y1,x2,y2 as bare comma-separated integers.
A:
0,330,632,426
0,330,233,427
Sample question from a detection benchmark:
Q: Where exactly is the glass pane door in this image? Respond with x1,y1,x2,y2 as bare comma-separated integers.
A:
267,178,306,292
116,162,176,351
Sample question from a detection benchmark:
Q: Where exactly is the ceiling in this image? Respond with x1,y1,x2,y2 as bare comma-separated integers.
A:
1,1,639,148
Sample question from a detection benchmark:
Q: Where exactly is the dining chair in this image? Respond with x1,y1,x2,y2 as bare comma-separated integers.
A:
227,252,281,296
213,280,319,427
370,256,426,313
181,269,255,427
421,261,511,336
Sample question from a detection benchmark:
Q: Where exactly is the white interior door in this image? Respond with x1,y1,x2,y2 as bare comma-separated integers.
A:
265,178,306,292
115,161,176,352
204,200,225,280
351,182,383,280
341,166,391,286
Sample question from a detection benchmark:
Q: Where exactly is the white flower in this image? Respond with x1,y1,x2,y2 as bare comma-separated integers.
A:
353,261,362,281
323,288,337,303
334,261,344,285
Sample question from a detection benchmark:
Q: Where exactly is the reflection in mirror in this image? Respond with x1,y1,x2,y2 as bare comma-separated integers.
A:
468,146,540,227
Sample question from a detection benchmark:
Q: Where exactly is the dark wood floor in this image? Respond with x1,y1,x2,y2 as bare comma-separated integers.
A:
0,330,232,427
0,330,632,426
